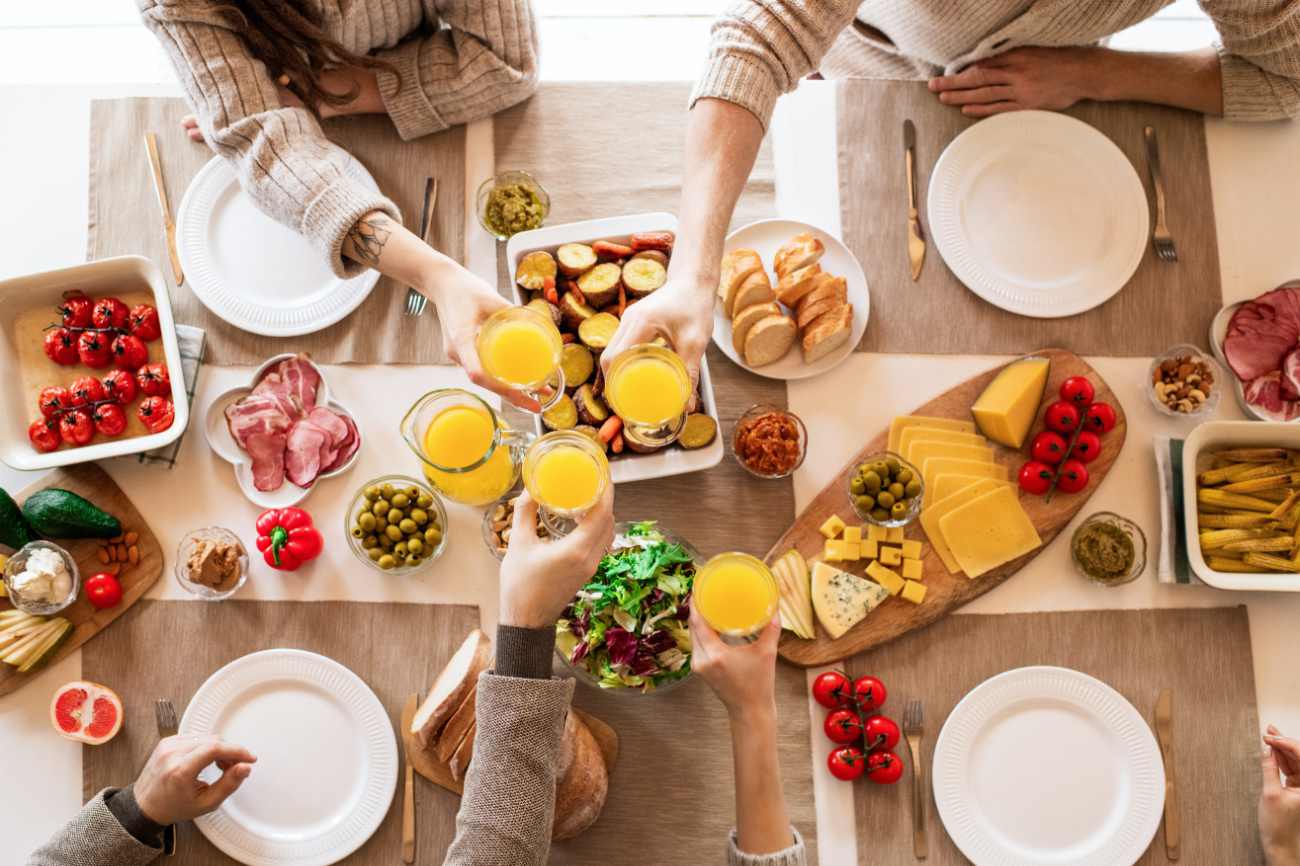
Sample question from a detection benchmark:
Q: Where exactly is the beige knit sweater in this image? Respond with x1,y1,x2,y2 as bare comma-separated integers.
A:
139,0,539,277
694,0,1300,128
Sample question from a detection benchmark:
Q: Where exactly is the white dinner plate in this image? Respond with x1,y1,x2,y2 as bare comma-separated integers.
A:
933,666,1164,866
180,649,398,866
176,154,382,337
927,111,1148,318
711,218,869,380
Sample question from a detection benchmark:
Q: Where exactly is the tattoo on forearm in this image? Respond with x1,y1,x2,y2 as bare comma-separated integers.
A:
346,215,391,267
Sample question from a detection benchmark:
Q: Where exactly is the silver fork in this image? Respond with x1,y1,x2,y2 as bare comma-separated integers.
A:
903,700,927,860
404,176,439,317
1143,126,1177,263
155,698,178,736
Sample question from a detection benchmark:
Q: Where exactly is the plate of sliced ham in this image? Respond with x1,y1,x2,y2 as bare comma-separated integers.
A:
205,354,361,507
1212,281,1300,422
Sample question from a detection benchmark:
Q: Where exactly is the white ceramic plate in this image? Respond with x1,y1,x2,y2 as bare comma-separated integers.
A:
711,219,869,381
180,649,397,866
933,666,1164,866
928,111,1148,319
177,155,382,337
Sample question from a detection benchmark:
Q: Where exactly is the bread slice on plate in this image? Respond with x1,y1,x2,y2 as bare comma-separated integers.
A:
732,301,782,355
718,249,764,316
796,296,843,330
744,314,798,367
774,232,825,279
802,303,854,364
796,274,847,316
774,264,823,307
411,629,491,748
730,269,775,313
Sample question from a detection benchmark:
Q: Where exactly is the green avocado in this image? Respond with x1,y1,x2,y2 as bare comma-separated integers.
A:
0,488,34,550
21,489,121,539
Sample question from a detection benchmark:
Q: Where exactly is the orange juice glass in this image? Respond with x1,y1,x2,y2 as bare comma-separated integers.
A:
400,389,533,506
475,306,565,412
523,431,610,534
604,344,691,448
692,552,779,638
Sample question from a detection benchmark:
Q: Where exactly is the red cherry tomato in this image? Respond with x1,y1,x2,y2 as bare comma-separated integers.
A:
853,675,887,713
111,334,149,371
58,409,94,446
128,304,162,342
1071,431,1102,463
863,714,901,752
92,403,127,437
1059,376,1096,407
84,572,123,610
1056,459,1090,494
37,386,73,418
827,746,867,782
866,751,905,785
824,708,864,745
102,369,139,404
812,670,854,709
1085,402,1117,433
91,297,129,330
137,397,175,434
1018,461,1054,496
77,331,112,368
137,362,171,397
1030,430,1069,465
69,376,107,407
28,418,61,452
1044,400,1081,434
43,328,79,365
58,294,94,329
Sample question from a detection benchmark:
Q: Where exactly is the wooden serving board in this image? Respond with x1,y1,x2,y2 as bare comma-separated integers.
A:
773,348,1126,666
0,462,163,696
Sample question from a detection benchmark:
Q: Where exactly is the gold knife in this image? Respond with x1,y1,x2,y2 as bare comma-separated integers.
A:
400,694,418,863
1155,689,1180,860
903,119,926,282
144,133,184,287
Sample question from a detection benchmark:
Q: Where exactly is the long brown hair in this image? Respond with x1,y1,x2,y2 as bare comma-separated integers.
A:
216,0,398,115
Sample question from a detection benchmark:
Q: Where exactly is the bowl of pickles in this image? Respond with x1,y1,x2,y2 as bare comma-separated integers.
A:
345,475,447,574
847,451,924,528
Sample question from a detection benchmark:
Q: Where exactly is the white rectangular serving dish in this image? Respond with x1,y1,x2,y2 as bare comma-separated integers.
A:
0,255,189,470
1183,420,1300,591
505,212,724,484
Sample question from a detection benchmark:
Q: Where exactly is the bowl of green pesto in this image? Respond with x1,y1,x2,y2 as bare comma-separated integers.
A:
477,170,550,240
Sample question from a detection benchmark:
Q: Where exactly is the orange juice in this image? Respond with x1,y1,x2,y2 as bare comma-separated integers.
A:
530,444,602,512
606,349,690,426
421,404,517,505
692,553,779,637
479,311,561,388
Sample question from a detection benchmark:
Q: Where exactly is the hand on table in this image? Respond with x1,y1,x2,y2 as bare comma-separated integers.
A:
689,606,780,718
928,47,1095,118
498,487,615,628
180,69,381,142
602,278,715,410
1262,725,1300,866
134,734,257,826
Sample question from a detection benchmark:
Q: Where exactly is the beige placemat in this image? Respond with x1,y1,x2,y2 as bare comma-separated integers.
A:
88,97,465,365
838,80,1223,356
82,600,480,865
847,607,1262,866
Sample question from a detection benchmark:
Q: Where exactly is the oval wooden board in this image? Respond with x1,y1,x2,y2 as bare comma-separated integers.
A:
773,348,1127,667
0,462,164,696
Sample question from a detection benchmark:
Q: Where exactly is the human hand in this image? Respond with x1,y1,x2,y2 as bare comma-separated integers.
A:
498,487,615,628
689,607,779,718
928,47,1098,118
1262,725,1300,866
601,278,715,410
134,735,257,826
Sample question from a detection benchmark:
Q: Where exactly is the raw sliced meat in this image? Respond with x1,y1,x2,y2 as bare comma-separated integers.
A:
1283,348,1300,398
323,413,360,474
306,406,349,443
225,393,294,449
285,421,333,488
246,431,288,491
1223,284,1300,382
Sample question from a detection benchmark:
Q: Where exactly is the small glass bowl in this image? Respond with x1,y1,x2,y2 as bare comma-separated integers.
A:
730,404,808,480
481,487,546,561
1070,512,1147,587
1147,344,1222,420
174,528,248,601
848,451,925,528
3,541,79,615
346,475,448,575
476,170,550,241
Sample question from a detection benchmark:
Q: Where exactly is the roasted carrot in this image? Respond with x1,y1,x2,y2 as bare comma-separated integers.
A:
597,416,623,443
611,432,625,454
616,283,628,317
543,285,559,306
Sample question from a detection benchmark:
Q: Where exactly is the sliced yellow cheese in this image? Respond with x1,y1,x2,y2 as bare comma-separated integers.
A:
899,428,988,465
902,558,923,580
938,486,1043,579
819,515,847,539
879,545,902,566
909,441,995,478
919,478,1007,574
866,560,905,595
899,540,923,560
901,580,927,604
971,356,1051,448
843,526,863,545
932,473,1014,504
922,457,1009,494
888,415,977,454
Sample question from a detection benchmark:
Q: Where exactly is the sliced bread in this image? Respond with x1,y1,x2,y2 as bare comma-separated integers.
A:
802,303,854,364
743,313,797,367
732,301,782,355
730,269,775,313
411,629,491,747
796,274,847,315
718,249,764,315
774,263,823,307
774,232,825,279
796,296,842,330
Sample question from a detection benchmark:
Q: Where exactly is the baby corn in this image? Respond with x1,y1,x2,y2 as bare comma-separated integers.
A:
1196,513,1277,529
1207,556,1268,573
1219,537,1295,554
1243,553,1300,573
1198,488,1279,513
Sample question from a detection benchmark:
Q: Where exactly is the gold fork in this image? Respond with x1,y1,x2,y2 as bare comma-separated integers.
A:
903,699,927,859
404,177,438,317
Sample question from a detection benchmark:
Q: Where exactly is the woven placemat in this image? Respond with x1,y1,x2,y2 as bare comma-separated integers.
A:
837,80,1222,356
846,607,1261,865
87,97,464,365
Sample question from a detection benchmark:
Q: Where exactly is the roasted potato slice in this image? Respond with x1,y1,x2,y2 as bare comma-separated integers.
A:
571,424,606,452
678,414,718,449
623,438,664,455
560,343,595,389
515,250,557,291
578,312,620,350
574,384,610,425
541,394,578,431
556,243,598,277
622,257,667,298
559,292,597,331
630,249,669,268
576,262,622,308
525,298,562,328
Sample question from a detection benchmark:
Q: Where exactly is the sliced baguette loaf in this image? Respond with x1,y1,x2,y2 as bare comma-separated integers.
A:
802,303,854,364
796,296,842,330
730,269,775,313
717,249,764,316
774,264,823,307
774,232,825,279
743,314,797,367
411,629,491,747
796,274,847,316
732,302,782,355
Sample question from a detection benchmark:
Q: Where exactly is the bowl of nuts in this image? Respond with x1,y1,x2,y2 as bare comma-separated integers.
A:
1148,346,1221,419
481,491,549,560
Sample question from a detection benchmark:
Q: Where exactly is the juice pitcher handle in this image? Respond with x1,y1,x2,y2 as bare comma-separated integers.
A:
501,427,536,461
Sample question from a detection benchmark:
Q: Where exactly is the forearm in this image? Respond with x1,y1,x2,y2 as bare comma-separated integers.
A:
1087,46,1224,116
341,211,468,300
28,789,162,866
729,704,795,855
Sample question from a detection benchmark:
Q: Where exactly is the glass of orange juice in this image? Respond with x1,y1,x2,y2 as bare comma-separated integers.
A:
522,430,611,536
400,389,533,506
691,552,779,639
476,306,565,412
604,343,692,448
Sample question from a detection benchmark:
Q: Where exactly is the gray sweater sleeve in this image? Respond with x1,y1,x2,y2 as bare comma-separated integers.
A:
728,827,808,866
1200,0,1300,121
26,790,162,866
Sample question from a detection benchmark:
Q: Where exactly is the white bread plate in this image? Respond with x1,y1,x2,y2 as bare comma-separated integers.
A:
505,213,724,485
711,218,869,380
0,255,189,471
204,353,360,509
1182,420,1300,591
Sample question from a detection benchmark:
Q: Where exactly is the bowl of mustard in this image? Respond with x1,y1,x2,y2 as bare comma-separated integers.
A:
477,170,550,240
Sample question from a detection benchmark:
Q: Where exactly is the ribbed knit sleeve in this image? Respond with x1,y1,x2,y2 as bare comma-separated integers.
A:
691,0,860,129
1202,0,1300,120
727,827,807,866
137,0,400,278
374,0,540,140
26,790,162,866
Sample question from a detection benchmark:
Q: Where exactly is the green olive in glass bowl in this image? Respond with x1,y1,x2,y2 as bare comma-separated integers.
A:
847,451,924,528
345,475,447,574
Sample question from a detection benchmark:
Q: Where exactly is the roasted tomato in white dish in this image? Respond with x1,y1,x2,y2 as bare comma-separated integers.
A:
58,409,94,446
91,297,129,330
92,403,128,437
28,418,61,452
110,334,148,371
137,396,174,433
77,332,112,369
128,304,161,342
136,362,170,397
37,386,73,418
101,369,138,404
43,328,79,366
58,295,94,329
69,376,107,407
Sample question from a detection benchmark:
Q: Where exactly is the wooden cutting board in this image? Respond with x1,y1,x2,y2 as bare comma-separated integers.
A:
774,348,1126,666
0,462,162,696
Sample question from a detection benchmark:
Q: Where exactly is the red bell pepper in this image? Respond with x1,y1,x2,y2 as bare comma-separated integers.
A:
255,507,323,571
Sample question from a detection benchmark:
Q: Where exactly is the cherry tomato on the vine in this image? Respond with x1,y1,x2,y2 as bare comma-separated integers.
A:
84,572,123,610
28,418,60,452
812,670,854,709
91,297,129,330
37,386,72,418
853,675,887,713
1071,431,1102,463
1056,459,1090,494
1030,430,1069,465
102,369,138,404
1044,401,1081,434
43,328,79,365
58,295,94,329
863,714,901,752
1085,402,1117,433
58,409,94,446
92,403,127,437
1018,461,1054,496
824,709,864,745
866,751,905,784
1059,376,1096,407
828,746,867,781
128,304,162,342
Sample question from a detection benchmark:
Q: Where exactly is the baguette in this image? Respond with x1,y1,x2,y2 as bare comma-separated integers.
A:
795,296,842,330
411,629,491,747
774,232,825,279
743,314,797,367
795,274,847,315
434,682,478,763
717,249,763,316
774,264,823,308
551,713,610,841
732,302,782,356
802,304,853,364
730,269,775,313
448,720,476,781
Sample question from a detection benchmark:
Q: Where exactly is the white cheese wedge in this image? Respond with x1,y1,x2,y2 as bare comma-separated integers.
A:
811,561,889,639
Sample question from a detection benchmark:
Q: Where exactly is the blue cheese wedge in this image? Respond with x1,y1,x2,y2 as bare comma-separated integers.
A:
811,561,890,639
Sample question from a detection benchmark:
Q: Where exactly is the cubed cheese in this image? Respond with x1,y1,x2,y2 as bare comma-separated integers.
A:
867,525,887,542
860,539,879,560
938,486,1043,578
841,541,861,561
843,526,863,544
970,356,1052,448
900,540,922,559
901,580,927,604
811,562,890,639
866,560,906,595
823,539,843,562
886,527,905,543
819,515,847,539
902,558,923,581
879,545,902,566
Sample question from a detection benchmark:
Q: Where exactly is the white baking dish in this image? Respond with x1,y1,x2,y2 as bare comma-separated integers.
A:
1183,420,1300,591
0,255,189,470
505,213,724,484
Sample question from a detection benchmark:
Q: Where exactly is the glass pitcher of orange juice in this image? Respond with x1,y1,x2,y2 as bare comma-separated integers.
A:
400,389,533,506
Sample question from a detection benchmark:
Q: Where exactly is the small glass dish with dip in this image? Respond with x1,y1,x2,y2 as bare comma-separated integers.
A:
476,170,550,241
175,527,248,601
3,541,79,615
1070,512,1147,586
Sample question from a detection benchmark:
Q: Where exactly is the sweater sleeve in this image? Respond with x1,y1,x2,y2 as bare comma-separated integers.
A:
1199,0,1300,120
137,0,401,278
691,0,861,130
373,0,540,141
443,672,574,866
26,790,162,866
727,827,808,866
